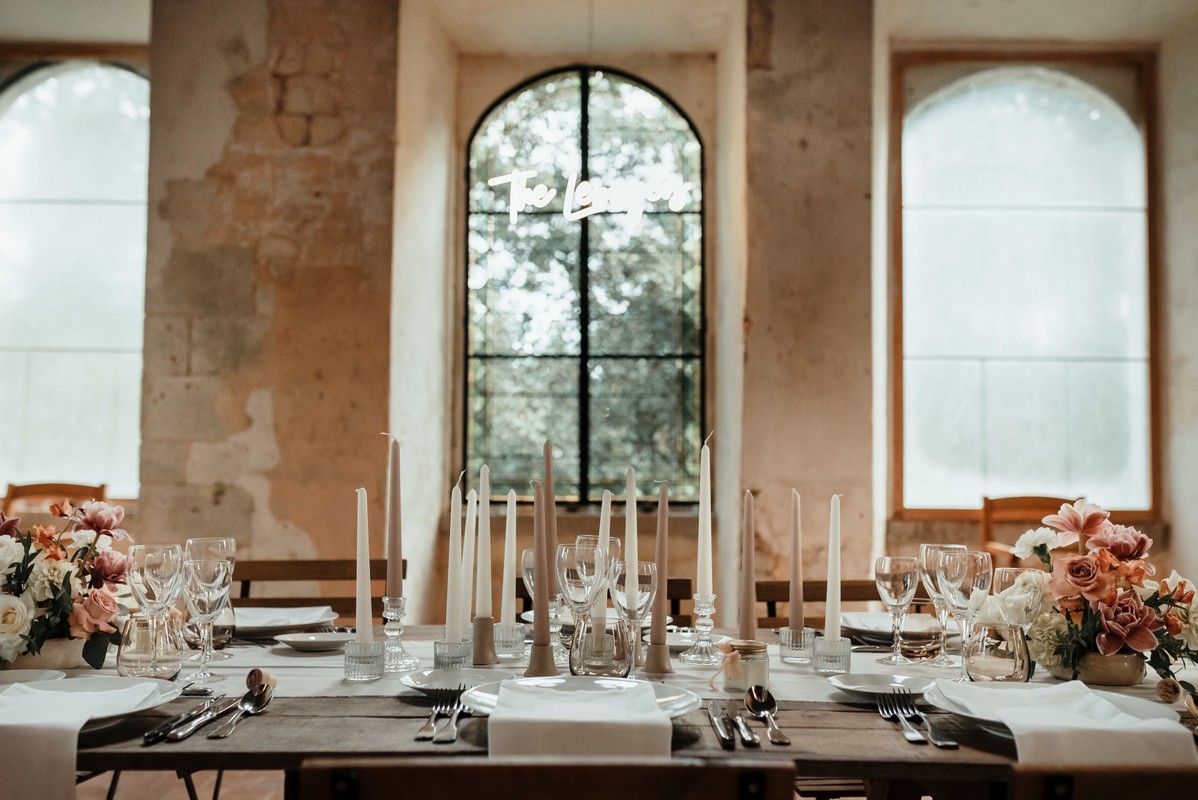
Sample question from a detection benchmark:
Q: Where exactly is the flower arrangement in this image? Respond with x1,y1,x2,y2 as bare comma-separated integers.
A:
0,500,130,669
1013,500,1198,697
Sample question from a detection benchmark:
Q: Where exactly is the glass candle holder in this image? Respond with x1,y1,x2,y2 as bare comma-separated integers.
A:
344,640,385,682
813,636,852,675
493,622,526,661
433,638,473,669
779,626,815,664
382,596,420,672
680,593,724,666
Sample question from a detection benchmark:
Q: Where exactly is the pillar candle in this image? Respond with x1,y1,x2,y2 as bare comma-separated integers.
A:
825,494,842,640
531,481,549,646
737,490,756,640
445,485,463,641
625,468,639,615
651,482,669,645
696,442,713,597
476,466,493,618
543,440,559,596
500,489,517,625
384,435,403,598
355,488,373,644
461,489,477,629
789,489,804,632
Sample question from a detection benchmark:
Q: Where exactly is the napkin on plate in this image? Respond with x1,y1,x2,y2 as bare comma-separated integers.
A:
234,606,334,629
0,681,158,800
935,679,1198,766
488,680,672,757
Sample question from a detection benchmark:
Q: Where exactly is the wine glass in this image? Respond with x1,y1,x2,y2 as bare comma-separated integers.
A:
608,561,657,677
937,550,993,683
182,559,234,684
185,538,237,660
874,556,919,665
992,567,1040,629
126,544,184,614
918,543,966,668
185,537,237,564
576,535,620,616
556,543,606,620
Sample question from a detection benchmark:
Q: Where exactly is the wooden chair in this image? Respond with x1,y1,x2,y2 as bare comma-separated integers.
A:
235,558,399,618
981,496,1078,568
755,579,879,629
301,757,796,800
517,577,695,626
2,482,106,515
1009,765,1198,799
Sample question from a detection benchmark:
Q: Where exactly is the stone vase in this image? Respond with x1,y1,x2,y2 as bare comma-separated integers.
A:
9,638,91,671
1047,652,1147,687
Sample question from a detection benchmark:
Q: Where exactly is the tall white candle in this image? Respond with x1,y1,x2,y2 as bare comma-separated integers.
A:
445,485,463,641
789,489,804,632
355,488,373,644
697,442,713,597
825,494,842,640
384,435,403,598
625,468,639,614
737,490,756,640
461,489,477,629
500,490,517,625
476,466,493,618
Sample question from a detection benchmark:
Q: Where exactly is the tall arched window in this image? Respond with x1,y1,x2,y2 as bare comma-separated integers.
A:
897,61,1152,512
466,67,703,501
0,61,149,498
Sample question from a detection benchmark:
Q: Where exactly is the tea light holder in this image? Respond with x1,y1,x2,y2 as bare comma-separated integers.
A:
433,638,473,669
813,635,851,675
382,596,420,672
779,626,815,664
493,622,526,661
680,593,724,666
472,616,499,666
343,640,385,682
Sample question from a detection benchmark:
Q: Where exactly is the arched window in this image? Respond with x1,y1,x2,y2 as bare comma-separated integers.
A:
898,63,1151,511
0,61,149,498
466,67,703,501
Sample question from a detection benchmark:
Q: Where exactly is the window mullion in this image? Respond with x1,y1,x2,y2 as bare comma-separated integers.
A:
578,67,592,503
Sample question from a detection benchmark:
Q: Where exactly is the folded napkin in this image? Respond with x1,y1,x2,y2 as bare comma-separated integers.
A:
936,679,1198,766
488,681,672,757
234,606,334,629
0,681,158,800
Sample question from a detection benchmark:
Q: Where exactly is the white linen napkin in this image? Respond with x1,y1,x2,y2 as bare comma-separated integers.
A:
234,606,334,629
0,681,158,800
488,680,672,757
936,679,1198,766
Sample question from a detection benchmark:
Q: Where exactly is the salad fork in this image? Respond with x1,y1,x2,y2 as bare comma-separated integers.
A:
415,686,461,741
433,696,467,744
893,688,957,749
876,693,926,744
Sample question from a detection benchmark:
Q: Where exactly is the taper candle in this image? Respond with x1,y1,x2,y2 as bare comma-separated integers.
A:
825,494,842,640
445,484,463,641
461,489,477,629
738,490,756,640
789,489,804,632
543,440,559,596
476,466,492,618
531,481,549,646
384,435,403,598
651,482,669,645
625,468,639,613
697,441,713,597
355,488,373,644
500,490,517,625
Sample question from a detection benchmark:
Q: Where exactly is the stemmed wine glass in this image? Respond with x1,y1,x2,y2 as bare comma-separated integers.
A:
185,538,237,660
937,550,993,683
574,535,620,616
608,561,657,678
182,559,234,684
874,556,918,665
556,544,607,619
918,543,966,668
126,544,184,679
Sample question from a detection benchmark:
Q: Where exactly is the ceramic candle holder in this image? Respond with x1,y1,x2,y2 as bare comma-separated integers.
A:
472,616,499,666
643,642,674,675
525,643,560,677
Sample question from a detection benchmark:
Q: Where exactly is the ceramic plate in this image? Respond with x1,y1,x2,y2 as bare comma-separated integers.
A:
15,676,182,731
0,669,66,685
461,676,702,719
826,673,935,697
400,667,514,695
642,631,731,654
274,632,356,652
923,683,1178,739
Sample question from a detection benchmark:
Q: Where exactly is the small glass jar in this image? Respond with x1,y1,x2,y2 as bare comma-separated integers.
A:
720,639,769,693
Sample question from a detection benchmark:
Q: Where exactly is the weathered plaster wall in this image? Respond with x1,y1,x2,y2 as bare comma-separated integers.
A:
738,0,875,612
142,0,396,565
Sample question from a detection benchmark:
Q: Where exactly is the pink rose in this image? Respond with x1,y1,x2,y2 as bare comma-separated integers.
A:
89,550,128,590
1086,524,1153,561
1047,552,1118,604
1043,501,1110,547
72,501,129,542
1095,589,1162,656
68,588,119,638
0,512,19,538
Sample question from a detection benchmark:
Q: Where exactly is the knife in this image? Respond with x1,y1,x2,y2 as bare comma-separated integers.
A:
706,701,735,750
166,697,239,741
143,696,224,745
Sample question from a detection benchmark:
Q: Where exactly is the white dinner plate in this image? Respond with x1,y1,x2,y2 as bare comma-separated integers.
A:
923,683,1178,739
642,631,731,654
16,676,182,731
0,669,66,685
400,667,514,695
234,606,338,638
826,673,935,697
274,632,356,652
461,676,702,719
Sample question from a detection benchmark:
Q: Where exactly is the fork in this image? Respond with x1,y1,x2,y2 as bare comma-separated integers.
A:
415,686,458,741
893,688,957,749
433,696,467,744
876,693,926,743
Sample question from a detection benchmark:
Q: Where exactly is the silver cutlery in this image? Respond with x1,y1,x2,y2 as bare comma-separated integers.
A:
876,693,926,744
706,700,736,750
167,696,239,740
893,688,957,749
415,685,462,741
433,696,467,744
143,696,224,745
207,684,273,739
726,701,760,747
744,686,790,746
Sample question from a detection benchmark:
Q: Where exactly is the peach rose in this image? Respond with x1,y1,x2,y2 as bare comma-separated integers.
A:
68,588,118,638
1048,552,1118,605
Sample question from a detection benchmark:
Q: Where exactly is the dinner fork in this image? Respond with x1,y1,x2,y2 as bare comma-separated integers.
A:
876,693,926,743
893,688,957,749
415,686,460,741
433,696,467,744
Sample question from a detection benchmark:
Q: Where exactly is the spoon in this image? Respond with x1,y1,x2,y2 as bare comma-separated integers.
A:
745,685,790,746
207,684,272,739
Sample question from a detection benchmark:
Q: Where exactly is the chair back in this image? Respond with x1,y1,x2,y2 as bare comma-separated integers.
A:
982,496,1078,568
235,558,396,618
301,757,796,800
3,482,107,515
754,579,879,629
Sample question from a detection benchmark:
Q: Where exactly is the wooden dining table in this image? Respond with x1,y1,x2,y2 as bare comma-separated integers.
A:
72,624,1198,799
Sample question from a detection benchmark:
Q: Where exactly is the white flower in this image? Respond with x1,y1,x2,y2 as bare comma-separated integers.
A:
1181,599,1198,650
1027,611,1068,667
1013,527,1063,560
994,570,1053,627
27,559,80,603
0,535,24,579
0,593,36,663
68,530,112,555
973,595,1004,625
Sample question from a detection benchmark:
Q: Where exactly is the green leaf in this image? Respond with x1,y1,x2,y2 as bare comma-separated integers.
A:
81,633,109,670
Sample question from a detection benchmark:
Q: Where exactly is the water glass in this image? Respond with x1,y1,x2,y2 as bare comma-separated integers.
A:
569,615,633,677
937,550,993,683
918,543,966,668
964,623,1031,682
874,555,918,665
117,614,184,680
182,558,233,684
